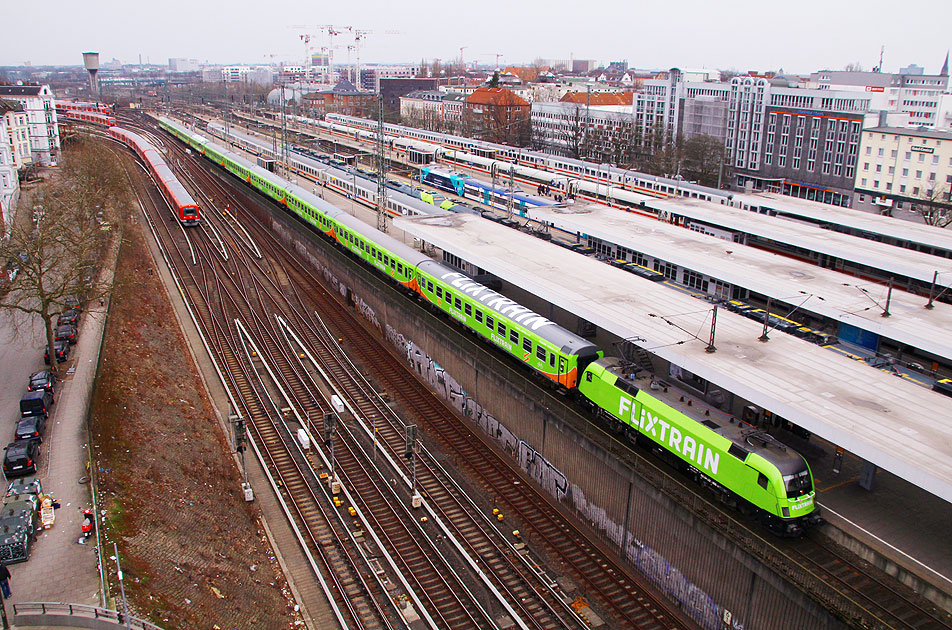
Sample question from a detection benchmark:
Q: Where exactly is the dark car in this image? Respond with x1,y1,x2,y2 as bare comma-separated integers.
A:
54,323,78,345
27,370,55,395
19,389,53,420
3,441,39,478
64,295,83,311
57,309,80,328
44,340,70,364
14,416,46,443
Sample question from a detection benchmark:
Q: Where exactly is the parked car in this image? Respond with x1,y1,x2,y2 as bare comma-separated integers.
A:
3,441,39,478
14,416,46,443
64,295,83,311
54,323,78,345
57,309,80,328
19,389,53,419
27,370,55,395
44,340,70,364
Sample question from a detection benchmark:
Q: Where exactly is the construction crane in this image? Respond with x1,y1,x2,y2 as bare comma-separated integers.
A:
458,45,469,72
290,24,352,83
352,29,401,91
299,34,312,82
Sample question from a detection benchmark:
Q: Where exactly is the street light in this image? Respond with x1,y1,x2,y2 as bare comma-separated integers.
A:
112,543,132,630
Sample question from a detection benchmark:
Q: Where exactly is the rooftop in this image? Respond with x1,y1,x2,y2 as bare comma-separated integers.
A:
863,126,952,141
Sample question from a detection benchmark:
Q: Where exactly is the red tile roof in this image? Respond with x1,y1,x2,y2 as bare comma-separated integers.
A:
466,87,529,107
560,91,633,106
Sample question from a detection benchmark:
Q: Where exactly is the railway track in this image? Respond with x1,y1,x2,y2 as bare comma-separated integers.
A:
123,117,593,629
783,534,952,630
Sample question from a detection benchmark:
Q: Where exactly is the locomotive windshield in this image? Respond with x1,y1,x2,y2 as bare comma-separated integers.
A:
783,467,812,498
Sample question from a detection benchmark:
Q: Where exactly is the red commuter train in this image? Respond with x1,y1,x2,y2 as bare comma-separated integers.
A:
55,100,113,115
62,109,117,127
109,127,200,225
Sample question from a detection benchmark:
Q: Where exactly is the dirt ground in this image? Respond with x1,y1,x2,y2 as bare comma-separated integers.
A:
89,212,303,629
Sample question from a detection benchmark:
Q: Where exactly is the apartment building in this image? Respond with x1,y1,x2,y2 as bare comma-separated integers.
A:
1,99,31,169
0,107,20,233
0,85,60,166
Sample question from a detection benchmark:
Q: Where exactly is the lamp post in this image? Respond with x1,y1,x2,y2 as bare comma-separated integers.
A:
113,543,132,630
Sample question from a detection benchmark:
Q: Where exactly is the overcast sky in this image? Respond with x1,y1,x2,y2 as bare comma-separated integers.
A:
3,0,950,75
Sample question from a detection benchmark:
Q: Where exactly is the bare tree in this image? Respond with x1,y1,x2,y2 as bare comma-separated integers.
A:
0,138,123,372
681,135,729,188
556,104,591,160
910,185,952,227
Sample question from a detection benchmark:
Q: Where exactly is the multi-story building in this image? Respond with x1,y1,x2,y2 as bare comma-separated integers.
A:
465,87,531,145
632,69,729,145
726,78,874,205
304,79,376,117
400,90,446,129
853,126,952,217
0,107,20,234
380,77,439,120
442,93,467,133
168,58,199,73
1,99,31,170
808,61,951,128
0,84,60,166
357,65,421,92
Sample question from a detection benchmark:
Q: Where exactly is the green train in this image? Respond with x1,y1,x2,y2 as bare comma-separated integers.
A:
157,116,820,535
581,358,819,534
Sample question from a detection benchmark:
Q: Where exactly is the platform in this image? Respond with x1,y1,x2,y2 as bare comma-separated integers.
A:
396,212,952,505
734,190,952,254
632,192,952,288
528,202,952,362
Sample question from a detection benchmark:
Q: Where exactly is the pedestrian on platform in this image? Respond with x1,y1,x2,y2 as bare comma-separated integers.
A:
0,561,11,598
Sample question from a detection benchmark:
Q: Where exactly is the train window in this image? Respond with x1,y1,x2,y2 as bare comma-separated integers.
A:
427,281,433,292
549,353,555,368
371,247,377,258
585,371,593,382
390,258,395,270
536,345,546,361
510,329,519,344
436,286,443,299
757,473,769,490
398,263,404,275
523,337,532,353
454,297,462,310
474,309,483,324
498,322,506,336
486,315,494,330
464,303,472,316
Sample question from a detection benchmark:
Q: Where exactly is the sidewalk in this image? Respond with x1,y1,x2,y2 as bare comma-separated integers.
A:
3,301,108,608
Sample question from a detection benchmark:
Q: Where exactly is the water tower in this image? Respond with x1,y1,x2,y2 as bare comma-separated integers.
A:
82,52,100,97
